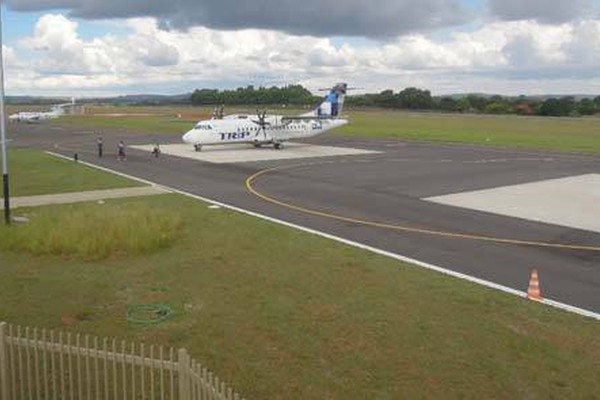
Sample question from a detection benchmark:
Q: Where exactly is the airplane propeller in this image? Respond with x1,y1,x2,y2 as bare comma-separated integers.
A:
251,109,270,141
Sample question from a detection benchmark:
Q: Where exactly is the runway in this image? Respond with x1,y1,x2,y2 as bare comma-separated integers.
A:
12,123,600,315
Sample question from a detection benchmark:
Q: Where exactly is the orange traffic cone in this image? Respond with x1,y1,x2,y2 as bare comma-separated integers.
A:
527,268,543,302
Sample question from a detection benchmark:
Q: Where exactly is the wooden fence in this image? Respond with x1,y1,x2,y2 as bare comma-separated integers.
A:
0,322,244,400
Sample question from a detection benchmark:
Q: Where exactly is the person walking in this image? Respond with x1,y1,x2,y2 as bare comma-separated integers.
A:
152,142,161,158
97,136,103,158
117,140,126,161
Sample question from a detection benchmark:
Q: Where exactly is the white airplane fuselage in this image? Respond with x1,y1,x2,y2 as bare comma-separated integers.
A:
182,114,347,149
9,109,64,123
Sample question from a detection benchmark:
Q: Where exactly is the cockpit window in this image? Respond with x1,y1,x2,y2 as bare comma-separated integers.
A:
195,123,213,130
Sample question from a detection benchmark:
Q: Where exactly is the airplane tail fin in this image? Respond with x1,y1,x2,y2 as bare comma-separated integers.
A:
310,83,347,118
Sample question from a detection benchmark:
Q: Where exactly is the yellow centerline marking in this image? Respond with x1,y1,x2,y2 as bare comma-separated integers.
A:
246,162,600,252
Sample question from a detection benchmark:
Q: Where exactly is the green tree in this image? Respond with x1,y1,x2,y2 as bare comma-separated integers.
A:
397,87,433,109
190,84,316,106
485,102,510,114
456,97,472,113
539,98,562,116
375,90,396,108
466,95,488,112
438,97,458,112
577,98,596,115
559,97,576,116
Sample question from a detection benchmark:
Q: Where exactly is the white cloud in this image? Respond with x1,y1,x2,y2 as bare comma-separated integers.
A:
2,45,19,66
21,14,118,74
563,20,600,66
3,14,600,96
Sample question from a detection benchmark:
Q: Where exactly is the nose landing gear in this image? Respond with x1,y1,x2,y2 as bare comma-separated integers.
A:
194,144,202,152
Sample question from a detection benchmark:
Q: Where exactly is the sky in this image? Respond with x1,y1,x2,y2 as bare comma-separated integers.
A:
1,0,599,97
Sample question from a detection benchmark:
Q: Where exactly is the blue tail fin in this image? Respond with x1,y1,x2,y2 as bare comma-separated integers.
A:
315,83,347,118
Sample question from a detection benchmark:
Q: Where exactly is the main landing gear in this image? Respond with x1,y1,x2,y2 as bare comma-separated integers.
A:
194,144,202,152
273,142,284,150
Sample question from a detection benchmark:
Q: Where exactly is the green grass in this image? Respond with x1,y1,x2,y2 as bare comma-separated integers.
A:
1,194,599,399
54,105,312,135
0,202,183,260
55,106,600,153
4,148,144,196
55,114,196,134
338,110,600,153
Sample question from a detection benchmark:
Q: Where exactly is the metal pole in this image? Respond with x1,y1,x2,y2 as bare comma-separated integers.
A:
0,1,10,225
0,322,9,400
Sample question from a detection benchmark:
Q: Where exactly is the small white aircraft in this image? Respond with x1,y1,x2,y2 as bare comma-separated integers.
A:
8,111,47,123
182,83,349,151
9,98,76,123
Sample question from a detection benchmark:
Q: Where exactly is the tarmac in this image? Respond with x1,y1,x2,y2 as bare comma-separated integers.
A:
426,173,600,234
130,142,380,163
9,122,600,315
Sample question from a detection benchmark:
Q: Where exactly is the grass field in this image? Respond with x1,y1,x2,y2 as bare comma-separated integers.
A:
1,194,600,399
1,150,599,399
338,110,600,153
0,203,183,260
3,149,144,197
53,107,600,153
55,114,197,134
56,105,308,134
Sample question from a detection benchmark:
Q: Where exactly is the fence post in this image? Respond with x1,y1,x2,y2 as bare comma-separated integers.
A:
178,348,190,400
0,322,9,400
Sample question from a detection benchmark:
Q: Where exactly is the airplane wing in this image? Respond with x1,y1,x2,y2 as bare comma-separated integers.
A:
280,115,338,123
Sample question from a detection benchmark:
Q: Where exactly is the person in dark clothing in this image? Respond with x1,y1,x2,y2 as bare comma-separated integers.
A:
152,143,161,158
117,140,126,161
97,136,103,158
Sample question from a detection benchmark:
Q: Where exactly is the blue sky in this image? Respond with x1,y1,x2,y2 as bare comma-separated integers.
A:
1,0,599,96
3,7,132,44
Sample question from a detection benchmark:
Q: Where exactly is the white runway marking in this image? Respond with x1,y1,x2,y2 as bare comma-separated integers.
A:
426,174,600,233
130,142,380,164
2,186,170,209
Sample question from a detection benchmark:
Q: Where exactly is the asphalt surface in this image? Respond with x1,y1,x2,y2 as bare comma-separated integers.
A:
10,122,600,314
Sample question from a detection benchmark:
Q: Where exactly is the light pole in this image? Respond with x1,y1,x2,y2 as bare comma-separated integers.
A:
0,1,10,225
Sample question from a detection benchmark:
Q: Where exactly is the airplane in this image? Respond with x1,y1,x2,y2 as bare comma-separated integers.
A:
182,83,349,151
8,111,46,123
9,98,75,123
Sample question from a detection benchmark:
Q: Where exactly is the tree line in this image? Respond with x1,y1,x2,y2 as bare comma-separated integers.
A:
191,84,318,106
346,87,600,117
190,85,600,117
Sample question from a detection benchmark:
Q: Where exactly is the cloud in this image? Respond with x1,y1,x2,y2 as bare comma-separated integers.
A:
127,35,180,67
499,22,570,68
6,0,469,37
2,45,19,66
21,14,115,74
4,14,600,96
563,20,600,65
19,14,179,76
489,0,595,24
